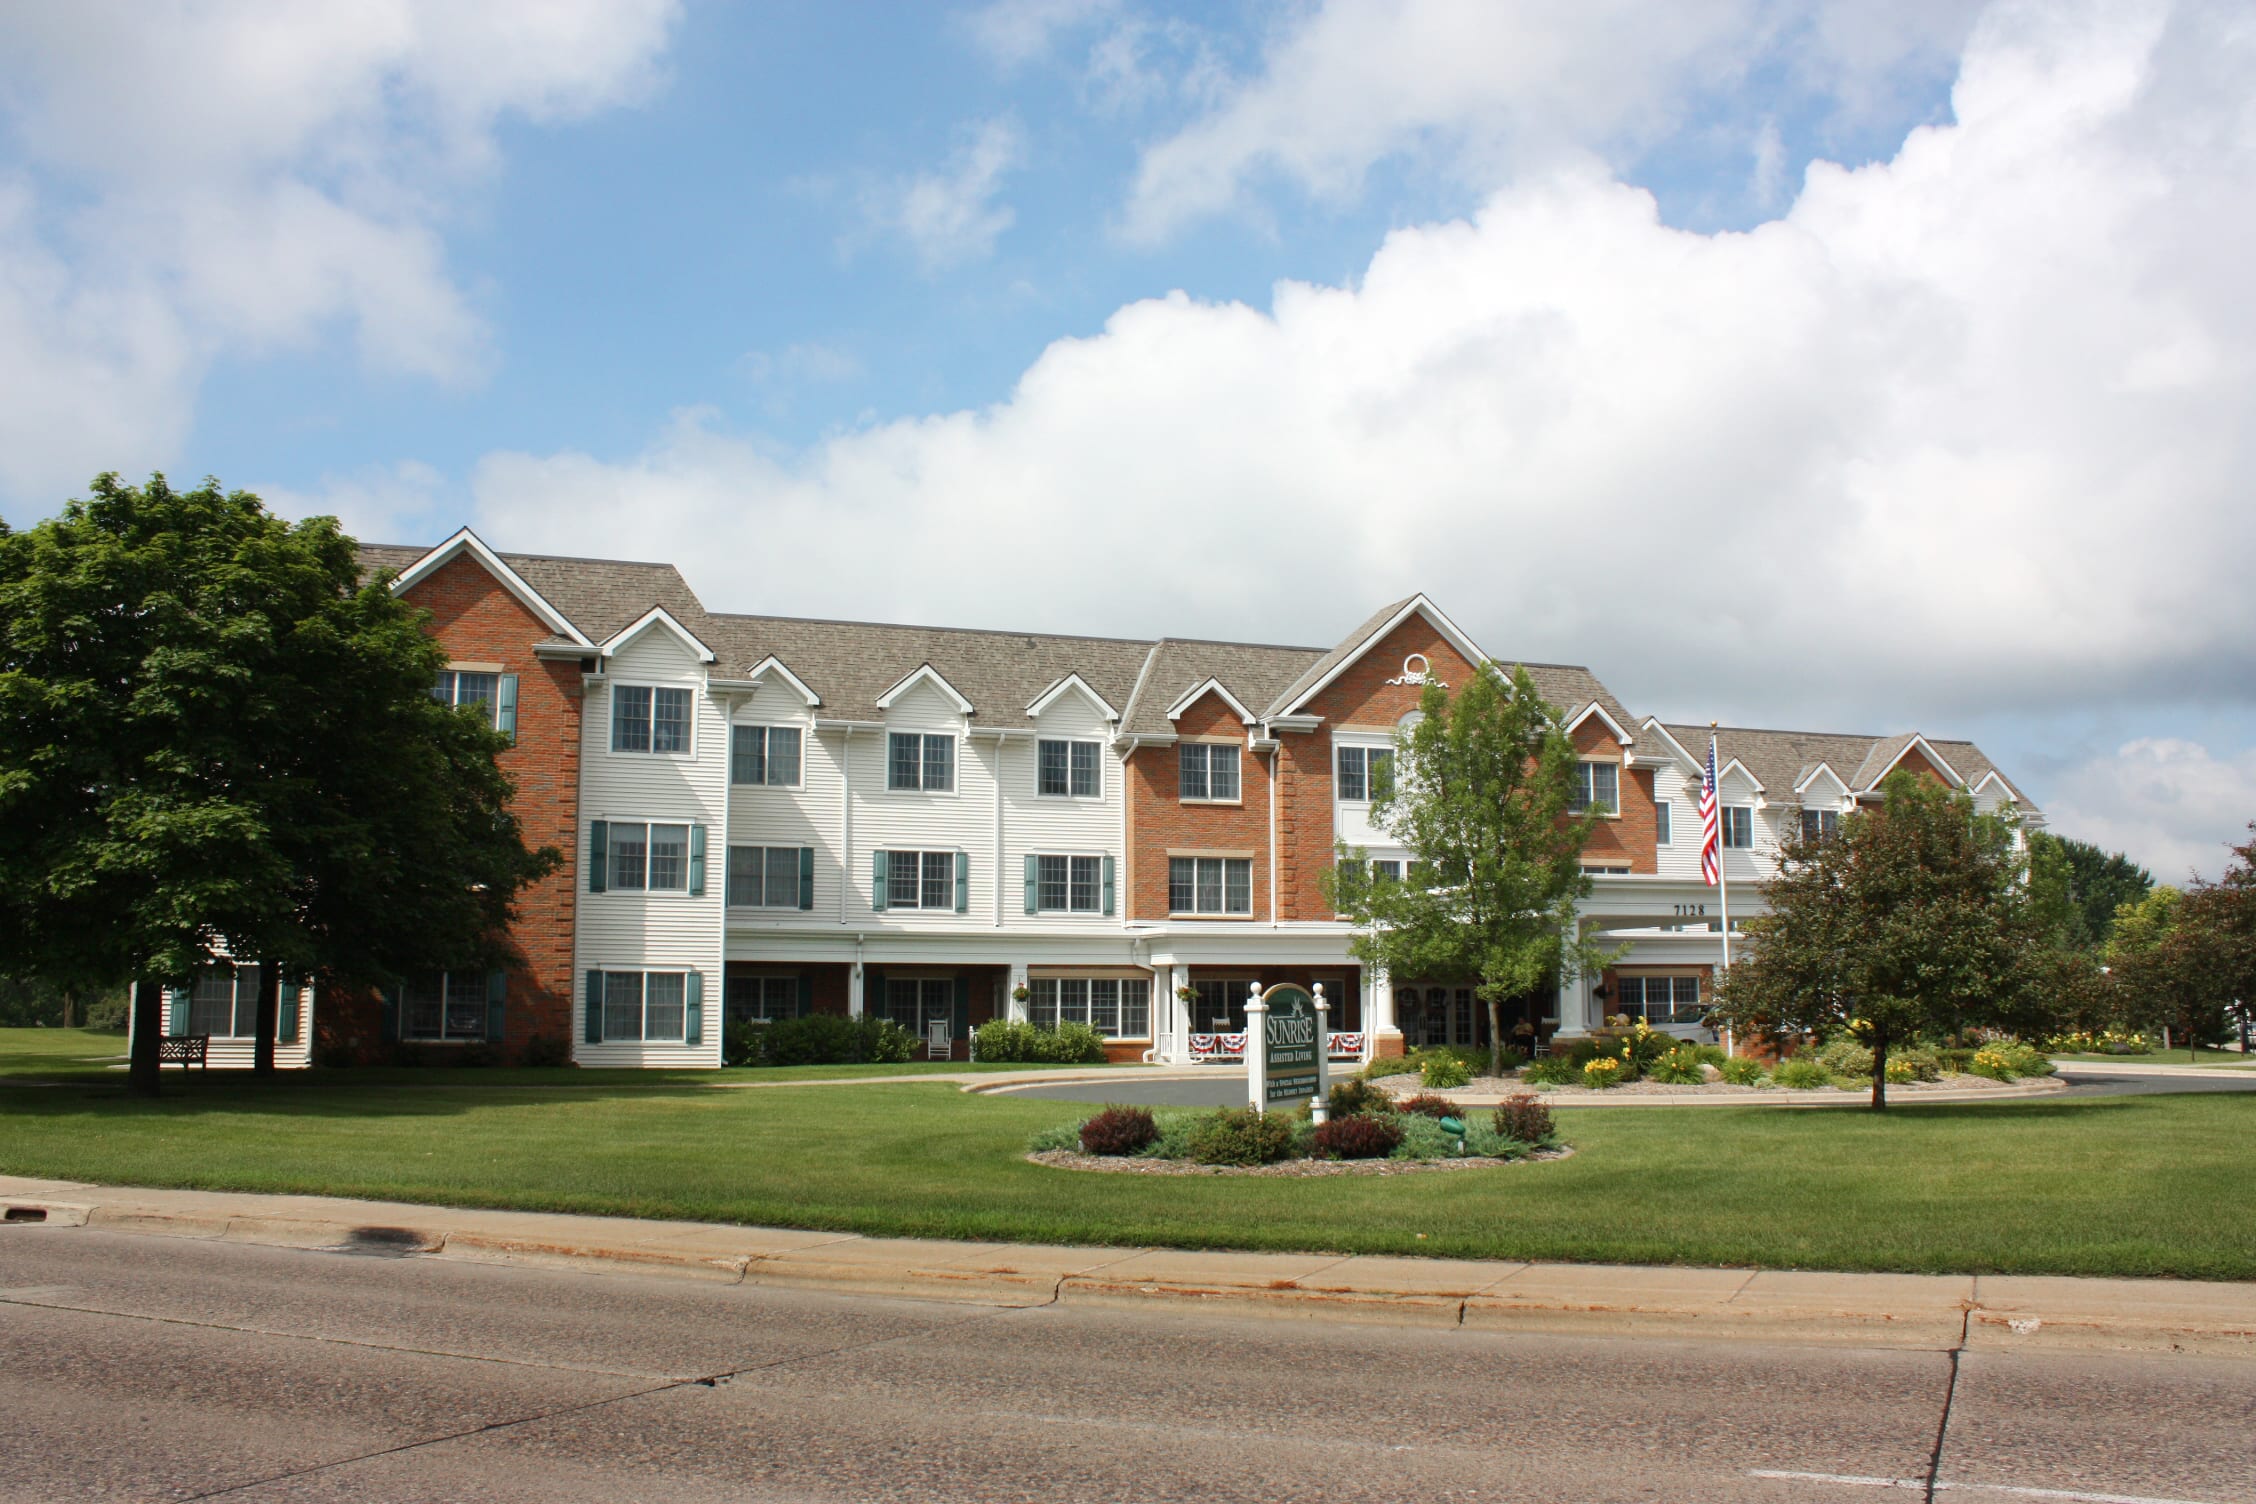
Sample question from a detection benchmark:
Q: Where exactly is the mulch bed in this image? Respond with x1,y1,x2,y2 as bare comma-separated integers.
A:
1025,1146,1572,1177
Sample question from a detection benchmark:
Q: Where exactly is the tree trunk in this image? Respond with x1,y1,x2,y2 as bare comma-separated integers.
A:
1870,1034,1889,1111
127,980,162,1098
1487,996,1504,1078
253,960,279,1076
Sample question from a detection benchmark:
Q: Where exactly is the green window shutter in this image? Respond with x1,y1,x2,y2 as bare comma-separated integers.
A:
685,971,704,1046
166,986,189,1037
798,846,814,910
485,969,507,1043
1024,854,1038,915
589,821,608,893
872,849,889,911
688,824,707,896
953,975,971,1044
1102,854,1116,917
497,674,519,744
955,851,969,913
278,976,302,1043
584,971,604,1044
379,984,401,1043
796,973,813,1018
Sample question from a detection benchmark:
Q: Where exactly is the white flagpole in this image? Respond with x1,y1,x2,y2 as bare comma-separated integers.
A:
1713,724,1733,971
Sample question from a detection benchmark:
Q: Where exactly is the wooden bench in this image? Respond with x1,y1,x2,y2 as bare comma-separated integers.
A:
158,1035,209,1069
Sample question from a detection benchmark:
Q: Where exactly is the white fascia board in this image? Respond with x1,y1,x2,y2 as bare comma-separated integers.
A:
1968,769,2021,802
875,662,974,715
746,655,821,706
1794,762,1850,797
1565,700,1633,746
1719,757,1765,793
1864,734,1965,790
1275,594,1487,718
1638,719,1705,773
600,605,717,664
389,527,593,648
1026,672,1119,722
1266,714,1321,733
1166,676,1256,725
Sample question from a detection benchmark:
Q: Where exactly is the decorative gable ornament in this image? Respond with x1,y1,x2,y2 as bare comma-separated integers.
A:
1385,653,1448,689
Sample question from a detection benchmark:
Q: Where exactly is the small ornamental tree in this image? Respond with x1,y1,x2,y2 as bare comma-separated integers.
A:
1324,663,1612,1078
1710,770,2041,1109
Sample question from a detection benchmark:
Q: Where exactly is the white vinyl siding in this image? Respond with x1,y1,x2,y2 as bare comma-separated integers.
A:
724,679,838,930
851,680,993,922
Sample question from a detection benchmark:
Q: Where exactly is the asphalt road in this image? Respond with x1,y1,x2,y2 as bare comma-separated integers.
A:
1002,1065,2256,1106
4,1228,2252,1503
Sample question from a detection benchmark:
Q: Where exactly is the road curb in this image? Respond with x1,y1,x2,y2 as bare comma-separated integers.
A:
6,1179,2253,1355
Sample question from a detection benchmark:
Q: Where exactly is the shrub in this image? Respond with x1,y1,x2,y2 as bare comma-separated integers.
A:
1420,1053,1473,1089
1718,1055,1766,1086
518,1033,570,1069
1937,1046,1977,1073
1581,1056,1624,1088
1390,1113,1458,1159
1311,1114,1403,1159
1027,1120,1082,1152
721,1026,764,1067
859,1016,920,1063
454,1043,500,1068
760,1013,863,1066
1521,1057,1578,1086
972,1019,1108,1064
1187,1107,1298,1166
1491,1045,1529,1072
1772,1057,1832,1089
1079,1105,1159,1156
1995,1041,2054,1077
1969,1047,2017,1081
1892,1046,1942,1083
1817,1037,1875,1079
1395,1092,1458,1118
1493,1093,1554,1144
1328,1079,1393,1118
1689,1043,1729,1066
1647,1046,1706,1085
1147,1111,1200,1161
1884,1057,1916,1084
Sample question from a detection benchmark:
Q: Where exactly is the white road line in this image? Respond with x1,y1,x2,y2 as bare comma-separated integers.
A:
1749,1471,2231,1504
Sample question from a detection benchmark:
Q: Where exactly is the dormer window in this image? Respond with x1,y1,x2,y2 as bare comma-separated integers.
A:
888,732,954,792
1571,760,1619,815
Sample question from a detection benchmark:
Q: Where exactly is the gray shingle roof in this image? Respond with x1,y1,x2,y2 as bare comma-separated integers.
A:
358,542,713,646
1663,723,2036,810
1121,638,1329,737
1260,596,1417,718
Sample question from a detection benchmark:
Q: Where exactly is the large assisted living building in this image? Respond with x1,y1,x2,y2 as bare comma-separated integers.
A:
261,529,2041,1068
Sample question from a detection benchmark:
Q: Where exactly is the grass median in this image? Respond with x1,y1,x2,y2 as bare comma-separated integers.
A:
3,1040,2253,1279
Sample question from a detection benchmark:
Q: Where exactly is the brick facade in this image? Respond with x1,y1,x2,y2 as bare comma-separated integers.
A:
1572,717,1660,874
1125,691,1272,922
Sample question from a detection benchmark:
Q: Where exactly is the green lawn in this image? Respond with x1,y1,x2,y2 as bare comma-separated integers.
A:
0,1028,1121,1088
3,1061,2253,1280
2051,1049,2253,1068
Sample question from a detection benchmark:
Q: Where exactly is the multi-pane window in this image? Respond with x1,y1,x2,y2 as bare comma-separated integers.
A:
1035,854,1103,913
1571,760,1620,814
731,725,802,787
1178,742,1241,801
884,850,958,910
1336,745,1394,802
1168,856,1252,915
728,975,798,1024
607,822,690,891
1723,807,1755,849
1372,858,1403,882
613,685,692,754
596,970,687,1042
888,732,954,792
1618,975,1706,1025
1800,808,1841,842
728,845,805,908
188,965,255,1037
1656,801,1672,845
1581,864,1631,876
1037,738,1100,798
432,670,498,723
1028,977,1151,1038
1190,978,1252,1033
886,977,955,1037
403,971,489,1042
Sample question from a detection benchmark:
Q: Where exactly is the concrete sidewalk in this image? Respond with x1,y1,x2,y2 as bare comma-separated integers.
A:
6,1174,2251,1357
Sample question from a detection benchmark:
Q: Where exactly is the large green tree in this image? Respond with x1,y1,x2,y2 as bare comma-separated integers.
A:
0,473,554,1093
2106,832,2255,1057
1325,663,1610,1076
1710,771,2042,1108
2027,831,2154,949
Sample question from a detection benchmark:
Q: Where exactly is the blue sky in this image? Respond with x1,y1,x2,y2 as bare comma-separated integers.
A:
2,0,2252,878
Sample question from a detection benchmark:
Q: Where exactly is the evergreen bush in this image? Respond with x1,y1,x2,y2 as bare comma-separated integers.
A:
1186,1107,1298,1166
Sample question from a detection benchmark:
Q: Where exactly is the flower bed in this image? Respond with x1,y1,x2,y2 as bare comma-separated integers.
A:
1025,1091,1566,1173
1366,1069,2066,1099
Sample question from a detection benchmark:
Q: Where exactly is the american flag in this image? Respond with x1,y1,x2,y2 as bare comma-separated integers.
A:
1698,737,1722,886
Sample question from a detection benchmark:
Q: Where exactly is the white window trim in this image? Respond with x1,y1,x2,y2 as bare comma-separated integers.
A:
1031,850,1108,915
597,968,691,1044
1167,854,1254,917
604,818,697,896
1026,973,1151,1041
727,844,805,910
1722,805,1757,850
884,730,960,797
882,848,961,911
730,722,807,791
609,681,698,759
1572,758,1623,819
1332,735,1395,806
1177,739,1245,806
1034,737,1104,801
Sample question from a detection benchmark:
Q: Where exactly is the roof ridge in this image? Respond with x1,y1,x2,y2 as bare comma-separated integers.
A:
359,541,682,572
1665,721,1886,741
706,610,1159,648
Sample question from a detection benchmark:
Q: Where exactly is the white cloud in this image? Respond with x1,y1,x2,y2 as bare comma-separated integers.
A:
964,0,1118,68
0,0,679,512
1118,0,1985,242
2044,739,2256,882
858,117,1026,269
434,0,2255,767
262,459,452,547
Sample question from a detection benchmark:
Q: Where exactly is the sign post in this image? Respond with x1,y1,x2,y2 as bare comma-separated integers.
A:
1253,982,1322,1116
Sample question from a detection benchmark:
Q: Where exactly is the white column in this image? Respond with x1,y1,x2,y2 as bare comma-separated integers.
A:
1369,962,1400,1062
1311,984,1331,1122
1243,983,1268,1112
848,960,865,1019
1168,963,1191,1062
1008,963,1030,1022
1554,916,1588,1037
